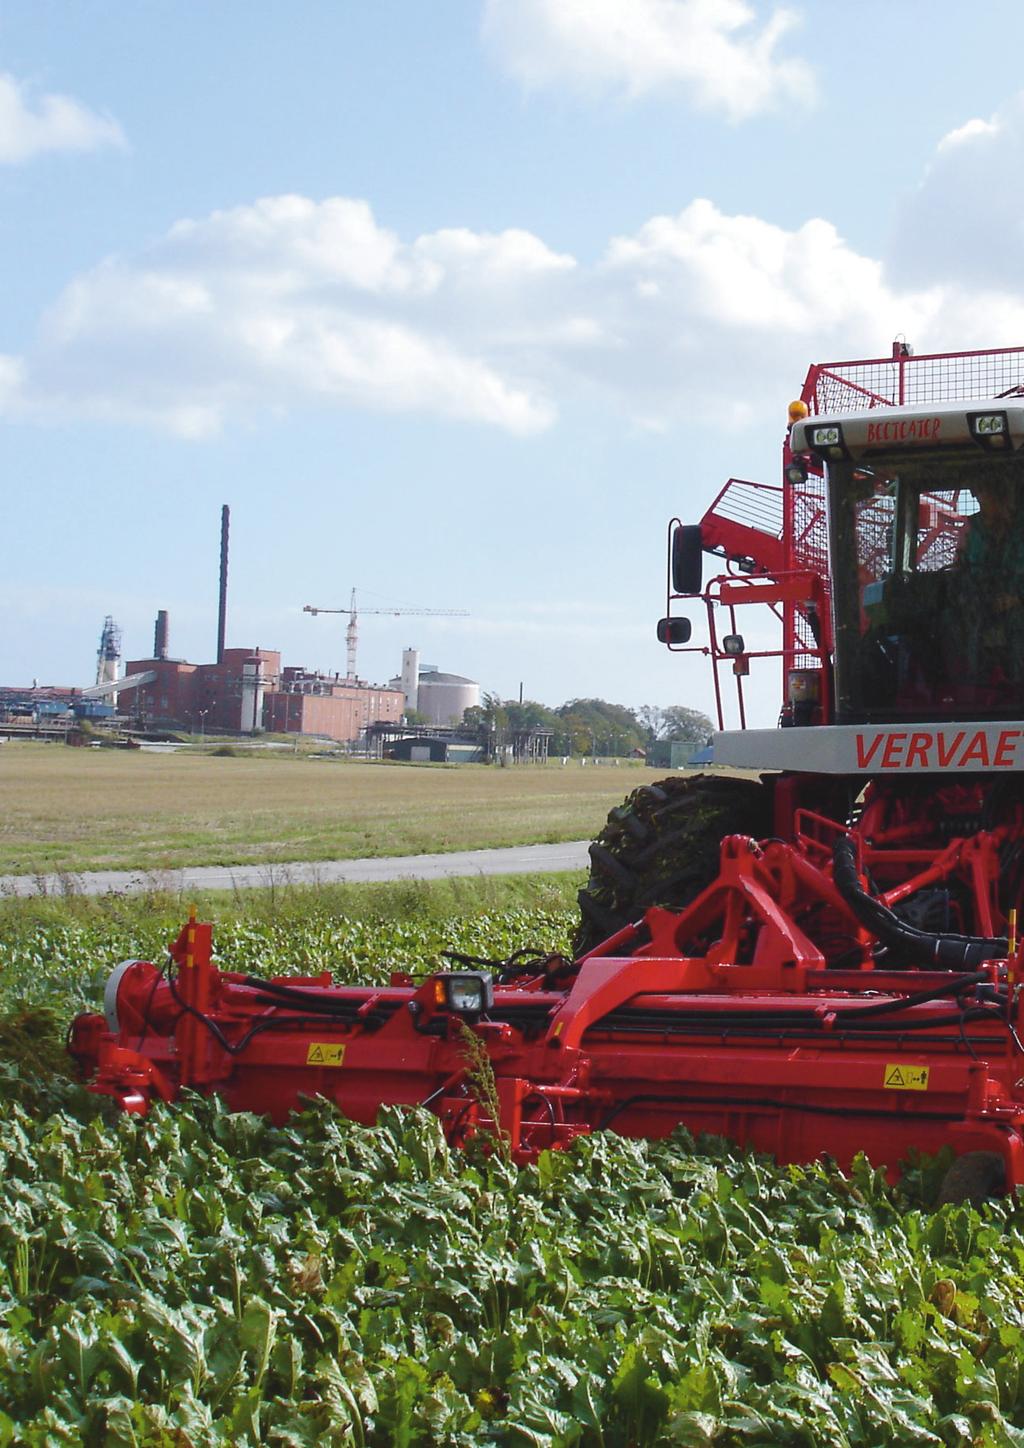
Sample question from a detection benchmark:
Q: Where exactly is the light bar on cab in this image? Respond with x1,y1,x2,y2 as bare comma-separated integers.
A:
968,411,1010,449
807,423,847,461
790,401,1024,459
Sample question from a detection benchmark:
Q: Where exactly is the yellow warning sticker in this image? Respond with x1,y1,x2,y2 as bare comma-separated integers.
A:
884,1063,929,1091
306,1042,346,1067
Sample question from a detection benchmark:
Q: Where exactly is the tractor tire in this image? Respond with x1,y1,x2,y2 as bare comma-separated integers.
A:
936,1151,1007,1207
572,773,772,957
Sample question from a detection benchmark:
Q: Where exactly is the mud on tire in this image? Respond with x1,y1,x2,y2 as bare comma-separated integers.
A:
573,773,772,957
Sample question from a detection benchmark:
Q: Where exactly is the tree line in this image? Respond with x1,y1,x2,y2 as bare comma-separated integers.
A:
461,695,712,757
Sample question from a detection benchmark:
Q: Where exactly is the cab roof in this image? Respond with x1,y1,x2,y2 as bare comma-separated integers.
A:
790,400,1024,460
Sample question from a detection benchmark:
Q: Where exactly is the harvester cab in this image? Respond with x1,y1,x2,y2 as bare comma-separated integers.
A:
815,405,1024,729
70,343,1024,1205
660,349,1024,774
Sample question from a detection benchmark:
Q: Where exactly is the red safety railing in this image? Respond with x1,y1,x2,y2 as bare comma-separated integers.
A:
799,344,1024,416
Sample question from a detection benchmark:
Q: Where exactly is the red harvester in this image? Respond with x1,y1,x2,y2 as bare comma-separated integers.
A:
71,343,1024,1204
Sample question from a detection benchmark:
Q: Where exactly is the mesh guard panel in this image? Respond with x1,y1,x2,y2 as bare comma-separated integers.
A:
803,348,1024,416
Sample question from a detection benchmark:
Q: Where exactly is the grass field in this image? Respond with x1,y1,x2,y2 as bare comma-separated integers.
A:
0,743,642,876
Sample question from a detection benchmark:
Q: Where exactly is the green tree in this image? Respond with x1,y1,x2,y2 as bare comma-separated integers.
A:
555,699,644,757
638,704,712,751
463,693,510,732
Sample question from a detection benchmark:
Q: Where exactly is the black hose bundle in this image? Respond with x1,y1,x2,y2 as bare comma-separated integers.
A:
832,835,1007,969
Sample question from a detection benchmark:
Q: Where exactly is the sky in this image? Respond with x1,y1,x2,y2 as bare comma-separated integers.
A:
4,0,1024,727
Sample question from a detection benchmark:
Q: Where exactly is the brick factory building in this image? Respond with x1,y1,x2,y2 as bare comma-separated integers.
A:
124,649,404,741
264,667,404,739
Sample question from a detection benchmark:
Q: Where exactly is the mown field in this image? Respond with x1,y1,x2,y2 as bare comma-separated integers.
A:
0,744,642,877
4,881,1024,1445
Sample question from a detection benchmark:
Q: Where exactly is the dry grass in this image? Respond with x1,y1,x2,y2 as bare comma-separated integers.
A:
0,744,646,876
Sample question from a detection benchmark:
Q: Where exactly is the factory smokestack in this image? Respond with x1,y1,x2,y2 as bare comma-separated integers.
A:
154,610,169,661
217,504,230,664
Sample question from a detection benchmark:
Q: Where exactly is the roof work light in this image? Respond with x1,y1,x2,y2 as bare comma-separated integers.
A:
968,411,1011,449
804,422,848,462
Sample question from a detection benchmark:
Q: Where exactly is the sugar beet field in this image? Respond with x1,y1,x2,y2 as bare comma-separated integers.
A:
5,880,1024,1446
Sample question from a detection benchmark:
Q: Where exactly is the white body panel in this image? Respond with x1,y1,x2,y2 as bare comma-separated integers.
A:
790,400,1024,457
713,721,1024,774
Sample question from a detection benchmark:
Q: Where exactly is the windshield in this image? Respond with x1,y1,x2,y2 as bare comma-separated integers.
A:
829,452,1024,723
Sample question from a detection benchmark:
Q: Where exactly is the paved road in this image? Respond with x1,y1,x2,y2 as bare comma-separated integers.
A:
0,840,593,899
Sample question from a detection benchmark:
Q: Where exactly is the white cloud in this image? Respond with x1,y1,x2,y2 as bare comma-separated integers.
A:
481,0,815,120
12,196,566,437
7,182,1024,441
582,200,945,425
937,116,1000,152
0,71,125,163
0,353,23,408
889,92,1024,295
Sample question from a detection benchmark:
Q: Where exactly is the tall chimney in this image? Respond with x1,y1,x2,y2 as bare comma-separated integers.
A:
154,610,169,660
217,504,230,664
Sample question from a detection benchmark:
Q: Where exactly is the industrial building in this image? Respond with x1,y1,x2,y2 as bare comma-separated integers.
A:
5,506,482,746
384,734,487,764
392,648,480,726
125,617,405,740
264,667,404,739
119,505,410,740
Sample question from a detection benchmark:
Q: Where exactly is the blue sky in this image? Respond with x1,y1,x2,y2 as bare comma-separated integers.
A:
4,0,1024,725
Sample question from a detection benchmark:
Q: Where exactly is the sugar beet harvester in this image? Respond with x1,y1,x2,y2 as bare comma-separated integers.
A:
71,343,1024,1204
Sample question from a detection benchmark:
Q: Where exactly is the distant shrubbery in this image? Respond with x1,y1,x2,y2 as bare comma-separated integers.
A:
464,694,712,757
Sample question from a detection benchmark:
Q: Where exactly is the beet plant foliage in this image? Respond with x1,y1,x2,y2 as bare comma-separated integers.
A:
3,907,1024,1445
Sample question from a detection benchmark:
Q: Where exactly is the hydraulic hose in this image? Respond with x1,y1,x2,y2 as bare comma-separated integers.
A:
242,976,376,1017
832,835,1007,969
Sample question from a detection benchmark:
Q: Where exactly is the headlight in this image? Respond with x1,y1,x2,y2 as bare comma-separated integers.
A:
438,972,494,1015
969,411,1010,448
722,634,745,656
807,422,847,460
810,425,841,448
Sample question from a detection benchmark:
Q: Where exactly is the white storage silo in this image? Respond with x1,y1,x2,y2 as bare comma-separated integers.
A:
416,671,480,726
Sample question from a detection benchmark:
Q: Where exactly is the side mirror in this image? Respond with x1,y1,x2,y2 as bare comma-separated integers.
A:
671,525,703,595
657,616,692,645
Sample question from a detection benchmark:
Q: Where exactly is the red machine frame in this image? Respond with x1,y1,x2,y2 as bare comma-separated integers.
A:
69,343,1024,1190
70,790,1024,1187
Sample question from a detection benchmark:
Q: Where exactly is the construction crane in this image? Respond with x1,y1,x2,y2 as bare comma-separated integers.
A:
303,588,468,681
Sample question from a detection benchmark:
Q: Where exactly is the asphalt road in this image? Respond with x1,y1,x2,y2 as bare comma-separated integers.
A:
0,840,592,899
